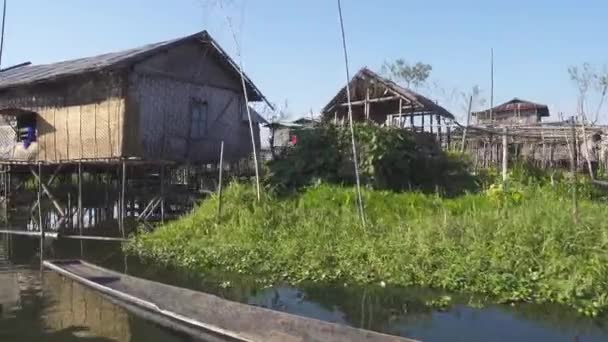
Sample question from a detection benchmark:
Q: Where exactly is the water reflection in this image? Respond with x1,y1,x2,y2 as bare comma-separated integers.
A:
242,284,608,342
0,237,193,342
3,235,608,342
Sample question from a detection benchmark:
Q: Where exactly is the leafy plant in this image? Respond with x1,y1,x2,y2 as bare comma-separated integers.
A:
266,123,474,195
126,180,608,317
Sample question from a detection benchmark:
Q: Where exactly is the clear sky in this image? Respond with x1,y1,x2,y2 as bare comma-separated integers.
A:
2,0,607,121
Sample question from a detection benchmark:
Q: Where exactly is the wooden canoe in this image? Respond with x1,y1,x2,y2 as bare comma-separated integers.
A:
43,260,417,342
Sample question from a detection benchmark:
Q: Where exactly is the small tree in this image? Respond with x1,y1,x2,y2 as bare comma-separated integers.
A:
381,59,432,89
568,63,607,123
461,85,486,113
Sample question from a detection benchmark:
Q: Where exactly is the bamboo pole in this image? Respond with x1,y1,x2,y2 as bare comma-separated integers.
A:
0,0,6,69
217,141,225,220
569,117,578,223
337,0,366,227
490,48,494,123
502,127,508,183
461,96,473,153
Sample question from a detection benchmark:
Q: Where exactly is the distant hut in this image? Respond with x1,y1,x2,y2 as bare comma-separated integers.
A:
0,31,270,165
473,98,550,125
265,117,319,156
320,68,454,132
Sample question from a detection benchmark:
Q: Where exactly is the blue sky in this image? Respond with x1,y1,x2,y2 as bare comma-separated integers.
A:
2,0,607,121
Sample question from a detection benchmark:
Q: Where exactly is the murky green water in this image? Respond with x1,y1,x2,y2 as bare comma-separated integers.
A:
2,235,608,342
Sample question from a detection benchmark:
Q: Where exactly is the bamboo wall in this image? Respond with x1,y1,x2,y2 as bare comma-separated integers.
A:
0,75,125,163
126,41,260,163
0,41,262,165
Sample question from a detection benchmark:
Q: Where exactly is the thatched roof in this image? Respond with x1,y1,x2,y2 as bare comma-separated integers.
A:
473,98,550,118
321,67,454,119
0,31,270,106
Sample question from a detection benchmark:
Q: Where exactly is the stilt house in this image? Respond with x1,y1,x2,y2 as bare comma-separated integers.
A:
321,68,454,131
0,31,269,165
472,98,550,125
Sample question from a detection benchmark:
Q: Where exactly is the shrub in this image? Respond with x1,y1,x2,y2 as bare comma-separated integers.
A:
266,123,474,194
127,181,608,317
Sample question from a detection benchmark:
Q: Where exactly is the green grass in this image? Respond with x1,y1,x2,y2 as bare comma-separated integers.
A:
125,180,608,317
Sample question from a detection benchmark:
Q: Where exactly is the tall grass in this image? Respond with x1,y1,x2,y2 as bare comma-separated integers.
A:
126,181,608,316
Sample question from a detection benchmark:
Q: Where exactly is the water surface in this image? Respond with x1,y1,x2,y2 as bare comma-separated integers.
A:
2,235,608,342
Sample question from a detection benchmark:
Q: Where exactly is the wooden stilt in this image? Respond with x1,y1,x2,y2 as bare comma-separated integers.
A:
447,126,452,150
78,162,84,257
160,165,165,224
3,165,7,222
421,115,425,133
120,160,126,238
217,141,225,220
436,115,442,146
38,162,44,269
409,112,414,130
78,162,83,231
67,192,72,229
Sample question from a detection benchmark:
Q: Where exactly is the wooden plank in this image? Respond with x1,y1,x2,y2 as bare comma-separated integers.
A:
337,95,399,106
44,260,416,342
0,230,58,238
29,166,66,217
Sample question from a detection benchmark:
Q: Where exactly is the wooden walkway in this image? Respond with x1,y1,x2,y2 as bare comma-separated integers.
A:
44,260,417,342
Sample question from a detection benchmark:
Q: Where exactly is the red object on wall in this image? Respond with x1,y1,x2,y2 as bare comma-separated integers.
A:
290,134,298,145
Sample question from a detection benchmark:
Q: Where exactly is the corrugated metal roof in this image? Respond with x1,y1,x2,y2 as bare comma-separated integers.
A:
0,31,270,106
473,98,550,117
243,106,268,124
0,35,185,89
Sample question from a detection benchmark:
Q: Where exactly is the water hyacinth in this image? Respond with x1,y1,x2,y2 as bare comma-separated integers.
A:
125,181,608,317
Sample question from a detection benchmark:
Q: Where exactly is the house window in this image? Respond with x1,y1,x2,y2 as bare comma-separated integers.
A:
190,100,208,139
16,112,37,147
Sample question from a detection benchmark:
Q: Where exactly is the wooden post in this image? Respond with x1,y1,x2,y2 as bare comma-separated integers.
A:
67,192,72,229
421,115,425,133
398,98,403,128
160,164,165,224
447,126,452,150
461,96,473,153
37,162,44,269
502,127,508,183
482,141,488,168
120,161,126,238
569,117,578,223
2,165,7,222
409,112,414,130
364,88,370,121
217,141,225,220
436,115,442,146
78,162,83,232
